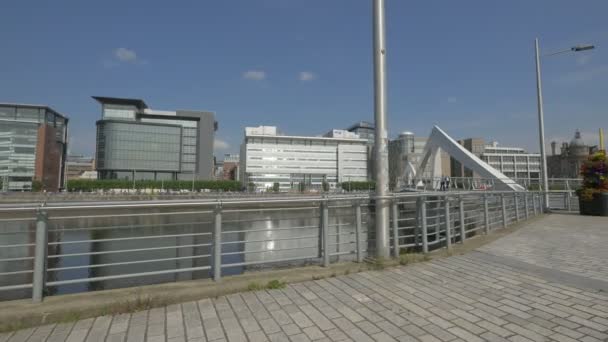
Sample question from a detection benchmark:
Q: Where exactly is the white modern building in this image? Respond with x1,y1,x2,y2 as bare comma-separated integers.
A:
240,126,369,191
480,142,541,180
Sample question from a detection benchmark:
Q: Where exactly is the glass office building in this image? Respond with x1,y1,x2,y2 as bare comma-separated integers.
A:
0,103,68,191
94,97,216,180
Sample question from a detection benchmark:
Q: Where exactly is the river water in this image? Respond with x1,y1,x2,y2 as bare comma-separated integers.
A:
0,201,374,301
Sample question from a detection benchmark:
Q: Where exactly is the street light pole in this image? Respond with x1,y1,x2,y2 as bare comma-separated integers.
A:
192,169,195,192
534,38,595,211
373,0,390,259
534,38,550,210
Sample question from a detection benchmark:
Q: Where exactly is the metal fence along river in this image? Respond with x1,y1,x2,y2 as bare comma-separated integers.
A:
0,190,577,302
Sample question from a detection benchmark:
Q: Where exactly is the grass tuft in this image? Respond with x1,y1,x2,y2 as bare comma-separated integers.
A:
266,280,286,289
399,253,431,266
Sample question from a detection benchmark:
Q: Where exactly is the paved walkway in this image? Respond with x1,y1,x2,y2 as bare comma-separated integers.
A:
2,214,608,342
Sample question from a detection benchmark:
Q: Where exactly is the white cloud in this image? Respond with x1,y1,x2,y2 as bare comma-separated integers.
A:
214,138,230,151
243,70,266,81
299,71,316,81
447,96,457,104
114,48,137,62
576,54,592,66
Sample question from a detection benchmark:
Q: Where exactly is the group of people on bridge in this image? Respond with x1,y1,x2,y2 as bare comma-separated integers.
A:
439,176,451,191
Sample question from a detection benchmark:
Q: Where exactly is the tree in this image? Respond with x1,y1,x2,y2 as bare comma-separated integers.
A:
272,182,280,192
322,181,329,192
31,180,43,192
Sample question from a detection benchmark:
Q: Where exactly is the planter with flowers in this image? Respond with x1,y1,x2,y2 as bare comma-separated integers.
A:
577,151,608,216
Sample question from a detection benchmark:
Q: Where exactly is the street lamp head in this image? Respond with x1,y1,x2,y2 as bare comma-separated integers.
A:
572,45,595,52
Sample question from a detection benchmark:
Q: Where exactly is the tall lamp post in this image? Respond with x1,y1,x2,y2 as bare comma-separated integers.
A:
373,0,390,259
534,38,594,210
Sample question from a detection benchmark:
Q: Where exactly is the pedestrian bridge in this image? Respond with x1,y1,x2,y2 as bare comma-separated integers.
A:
1,212,607,341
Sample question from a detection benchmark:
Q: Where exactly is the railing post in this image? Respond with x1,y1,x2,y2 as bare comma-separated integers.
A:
533,194,538,216
415,197,421,247
483,195,490,234
501,194,507,228
391,198,399,258
566,192,572,211
32,210,48,303
421,197,428,253
444,196,451,250
459,196,465,243
213,204,222,282
514,193,520,222
563,192,568,211
322,200,330,267
355,203,363,263
524,193,530,219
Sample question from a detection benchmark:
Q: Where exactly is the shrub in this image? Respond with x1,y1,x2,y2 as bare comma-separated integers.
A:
66,179,241,192
247,282,264,291
578,151,607,201
31,180,43,192
266,280,286,289
340,181,375,191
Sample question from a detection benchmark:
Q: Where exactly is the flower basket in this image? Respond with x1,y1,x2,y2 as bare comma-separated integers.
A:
577,151,608,216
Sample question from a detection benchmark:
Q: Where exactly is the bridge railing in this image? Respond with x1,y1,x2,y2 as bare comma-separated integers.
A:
0,190,575,303
400,177,581,191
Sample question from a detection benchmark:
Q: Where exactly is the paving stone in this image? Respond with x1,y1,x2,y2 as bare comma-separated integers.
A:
104,333,126,342
371,332,398,342
301,326,325,341
64,328,88,342
125,324,146,342
282,324,301,336
447,327,484,342
5,214,608,342
25,324,55,342
577,326,608,340
6,328,34,342
247,330,269,342
479,332,511,342
268,332,290,342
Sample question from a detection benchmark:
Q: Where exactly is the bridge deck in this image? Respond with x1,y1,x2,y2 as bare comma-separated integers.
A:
2,214,607,342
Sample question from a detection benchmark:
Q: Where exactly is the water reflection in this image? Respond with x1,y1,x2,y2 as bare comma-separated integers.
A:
0,202,366,301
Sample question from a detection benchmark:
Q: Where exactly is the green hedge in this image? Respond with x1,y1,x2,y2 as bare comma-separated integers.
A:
340,181,375,191
31,180,43,192
66,179,241,192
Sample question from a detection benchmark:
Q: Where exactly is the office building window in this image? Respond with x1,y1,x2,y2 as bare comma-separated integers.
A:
16,108,41,122
0,106,16,119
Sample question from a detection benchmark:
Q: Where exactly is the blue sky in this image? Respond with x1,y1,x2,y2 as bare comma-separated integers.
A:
1,0,607,157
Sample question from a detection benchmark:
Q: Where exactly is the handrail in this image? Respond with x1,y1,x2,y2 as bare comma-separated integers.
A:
0,190,576,303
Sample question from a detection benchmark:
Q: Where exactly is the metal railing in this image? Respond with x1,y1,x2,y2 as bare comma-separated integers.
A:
400,177,581,191
0,190,577,303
